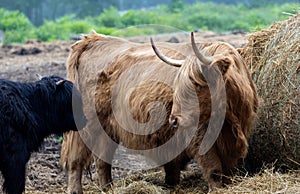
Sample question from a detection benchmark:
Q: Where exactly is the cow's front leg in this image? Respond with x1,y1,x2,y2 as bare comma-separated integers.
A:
2,156,27,194
164,159,181,186
94,138,118,187
195,146,223,191
95,158,113,187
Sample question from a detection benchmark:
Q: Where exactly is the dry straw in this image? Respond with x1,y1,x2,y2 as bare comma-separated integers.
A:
73,167,300,194
240,13,300,171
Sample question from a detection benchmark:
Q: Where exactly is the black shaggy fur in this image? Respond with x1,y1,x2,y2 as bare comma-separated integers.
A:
0,76,86,194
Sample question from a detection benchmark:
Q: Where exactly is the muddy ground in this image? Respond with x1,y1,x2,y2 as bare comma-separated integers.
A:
0,31,247,193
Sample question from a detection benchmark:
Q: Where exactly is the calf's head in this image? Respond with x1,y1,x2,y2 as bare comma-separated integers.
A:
34,76,87,134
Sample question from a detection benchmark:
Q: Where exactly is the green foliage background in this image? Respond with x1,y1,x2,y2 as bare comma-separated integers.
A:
0,2,299,44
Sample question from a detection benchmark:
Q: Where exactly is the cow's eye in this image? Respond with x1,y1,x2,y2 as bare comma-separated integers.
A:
189,76,197,85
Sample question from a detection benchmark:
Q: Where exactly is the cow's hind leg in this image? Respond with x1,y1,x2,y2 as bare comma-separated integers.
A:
67,166,84,194
61,131,93,194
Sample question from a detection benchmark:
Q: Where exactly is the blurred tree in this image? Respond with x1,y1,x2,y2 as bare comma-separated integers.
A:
0,0,299,26
0,0,43,25
0,0,119,25
70,0,118,18
170,0,185,12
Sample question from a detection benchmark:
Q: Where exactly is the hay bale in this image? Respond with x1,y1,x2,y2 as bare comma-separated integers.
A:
241,13,300,172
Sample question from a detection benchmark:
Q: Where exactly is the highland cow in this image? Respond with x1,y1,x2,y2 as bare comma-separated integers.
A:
60,31,258,193
0,75,86,194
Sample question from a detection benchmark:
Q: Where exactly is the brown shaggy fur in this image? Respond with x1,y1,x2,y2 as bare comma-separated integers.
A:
170,42,258,189
60,32,258,193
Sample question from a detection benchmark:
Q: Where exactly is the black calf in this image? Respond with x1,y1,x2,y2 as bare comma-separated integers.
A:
0,76,86,194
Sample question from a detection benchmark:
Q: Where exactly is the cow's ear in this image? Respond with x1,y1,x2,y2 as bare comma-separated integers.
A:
214,57,232,75
97,70,108,84
236,48,243,54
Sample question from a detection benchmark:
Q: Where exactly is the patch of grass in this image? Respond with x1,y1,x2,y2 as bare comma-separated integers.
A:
1,3,299,43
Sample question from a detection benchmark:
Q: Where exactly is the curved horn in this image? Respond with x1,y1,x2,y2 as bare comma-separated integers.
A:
150,38,184,67
36,73,43,80
56,80,66,86
191,32,212,65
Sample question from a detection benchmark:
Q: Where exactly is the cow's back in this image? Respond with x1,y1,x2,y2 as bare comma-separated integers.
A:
70,33,212,150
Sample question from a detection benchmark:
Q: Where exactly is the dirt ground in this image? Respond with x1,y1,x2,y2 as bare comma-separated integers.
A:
0,31,247,193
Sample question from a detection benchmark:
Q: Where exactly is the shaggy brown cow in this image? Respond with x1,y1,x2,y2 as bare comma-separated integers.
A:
60,31,258,193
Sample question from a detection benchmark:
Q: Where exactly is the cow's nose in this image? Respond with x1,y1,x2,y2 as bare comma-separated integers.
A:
169,116,178,128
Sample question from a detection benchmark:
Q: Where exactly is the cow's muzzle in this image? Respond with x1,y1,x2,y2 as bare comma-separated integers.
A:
169,114,179,128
